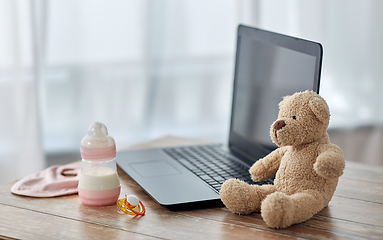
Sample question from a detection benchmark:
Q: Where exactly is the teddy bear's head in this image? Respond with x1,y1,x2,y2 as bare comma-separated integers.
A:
270,90,330,147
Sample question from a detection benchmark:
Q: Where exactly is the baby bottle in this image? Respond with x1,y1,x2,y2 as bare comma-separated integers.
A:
78,122,121,206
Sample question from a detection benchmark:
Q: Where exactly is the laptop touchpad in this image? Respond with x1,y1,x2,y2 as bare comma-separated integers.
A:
129,160,181,178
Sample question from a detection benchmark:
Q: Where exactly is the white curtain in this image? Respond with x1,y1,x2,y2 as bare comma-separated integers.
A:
1,0,382,184
0,0,45,184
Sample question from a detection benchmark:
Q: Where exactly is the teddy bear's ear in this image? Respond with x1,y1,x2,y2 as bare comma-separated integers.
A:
308,96,330,124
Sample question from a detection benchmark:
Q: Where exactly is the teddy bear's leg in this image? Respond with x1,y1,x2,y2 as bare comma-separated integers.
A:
220,179,276,215
261,190,324,229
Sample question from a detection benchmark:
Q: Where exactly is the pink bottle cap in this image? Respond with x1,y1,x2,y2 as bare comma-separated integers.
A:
81,122,116,161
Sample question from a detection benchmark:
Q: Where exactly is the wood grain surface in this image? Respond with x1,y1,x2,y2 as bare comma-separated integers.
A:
0,136,382,240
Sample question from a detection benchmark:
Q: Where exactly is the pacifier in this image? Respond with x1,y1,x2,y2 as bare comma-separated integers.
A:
116,195,146,215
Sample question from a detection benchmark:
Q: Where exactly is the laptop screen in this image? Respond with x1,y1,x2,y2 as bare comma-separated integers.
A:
229,25,322,160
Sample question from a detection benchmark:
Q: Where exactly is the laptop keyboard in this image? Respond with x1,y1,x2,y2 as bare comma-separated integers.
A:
164,144,274,192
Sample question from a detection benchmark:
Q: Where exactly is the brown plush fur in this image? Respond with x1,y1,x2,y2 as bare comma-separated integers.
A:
220,90,345,229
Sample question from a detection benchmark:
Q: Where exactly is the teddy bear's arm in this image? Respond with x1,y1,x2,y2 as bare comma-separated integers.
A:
249,147,287,182
314,143,345,179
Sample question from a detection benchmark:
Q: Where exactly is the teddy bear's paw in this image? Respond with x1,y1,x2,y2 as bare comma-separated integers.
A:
261,192,295,229
220,179,261,215
314,161,338,179
249,161,267,182
314,153,344,179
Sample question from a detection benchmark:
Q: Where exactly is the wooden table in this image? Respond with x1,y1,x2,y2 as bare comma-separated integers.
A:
1,136,383,239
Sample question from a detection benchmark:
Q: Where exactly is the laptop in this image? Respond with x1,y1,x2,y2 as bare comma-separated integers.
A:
116,25,323,209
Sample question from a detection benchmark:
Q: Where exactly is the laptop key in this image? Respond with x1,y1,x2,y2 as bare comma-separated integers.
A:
213,176,225,182
199,174,213,181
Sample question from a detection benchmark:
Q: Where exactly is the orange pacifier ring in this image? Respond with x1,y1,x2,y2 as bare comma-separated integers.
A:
117,195,146,216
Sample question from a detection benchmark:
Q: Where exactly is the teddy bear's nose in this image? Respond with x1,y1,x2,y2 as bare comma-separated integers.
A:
274,120,286,130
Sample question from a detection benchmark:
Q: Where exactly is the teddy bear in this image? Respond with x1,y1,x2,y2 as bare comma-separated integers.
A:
219,90,345,229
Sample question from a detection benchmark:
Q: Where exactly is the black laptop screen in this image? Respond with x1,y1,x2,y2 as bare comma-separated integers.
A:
229,25,322,158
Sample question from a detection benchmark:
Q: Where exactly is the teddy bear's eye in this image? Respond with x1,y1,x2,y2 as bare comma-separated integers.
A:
292,116,297,120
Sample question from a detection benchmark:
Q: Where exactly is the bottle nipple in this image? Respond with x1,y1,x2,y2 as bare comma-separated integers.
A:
81,122,116,161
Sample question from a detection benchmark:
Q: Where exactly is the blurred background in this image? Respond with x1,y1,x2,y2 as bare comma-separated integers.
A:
1,0,382,184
